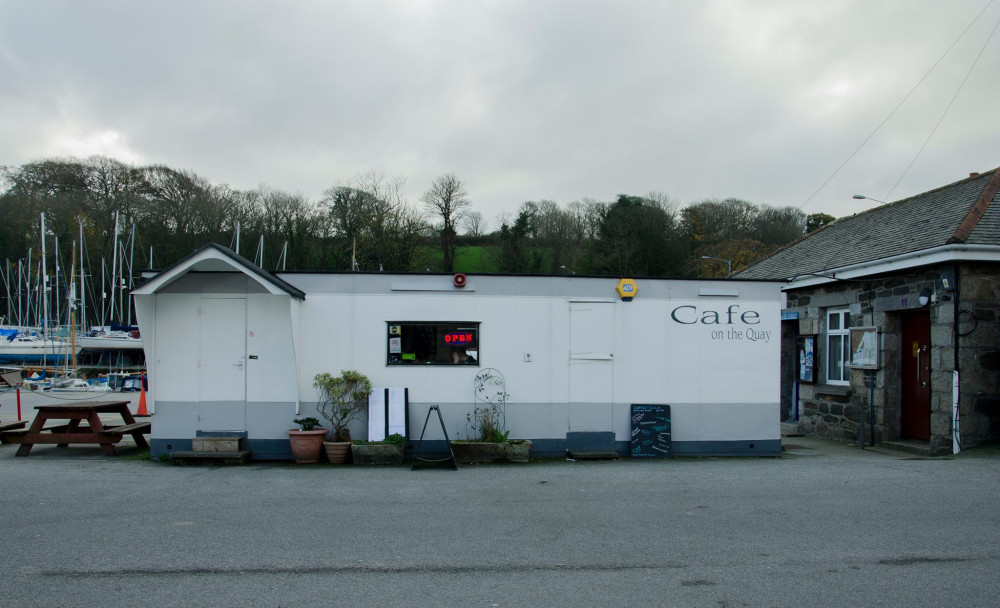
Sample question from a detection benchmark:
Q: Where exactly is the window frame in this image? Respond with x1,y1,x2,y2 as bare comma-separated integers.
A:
386,321,480,366
825,308,851,385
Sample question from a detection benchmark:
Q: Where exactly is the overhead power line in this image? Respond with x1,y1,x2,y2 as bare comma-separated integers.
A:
882,7,1000,202
799,0,997,209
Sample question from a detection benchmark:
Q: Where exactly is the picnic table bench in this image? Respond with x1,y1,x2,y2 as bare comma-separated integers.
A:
0,419,28,433
0,400,149,457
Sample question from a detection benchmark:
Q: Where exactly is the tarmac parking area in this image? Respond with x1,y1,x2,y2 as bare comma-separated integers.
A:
1,435,998,607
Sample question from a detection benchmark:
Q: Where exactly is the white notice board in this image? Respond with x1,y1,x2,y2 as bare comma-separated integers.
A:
368,388,409,441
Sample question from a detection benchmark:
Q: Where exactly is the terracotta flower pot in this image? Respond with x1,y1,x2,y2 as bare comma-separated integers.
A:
323,441,352,464
287,428,328,464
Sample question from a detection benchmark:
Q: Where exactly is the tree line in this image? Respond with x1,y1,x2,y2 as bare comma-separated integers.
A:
0,156,836,293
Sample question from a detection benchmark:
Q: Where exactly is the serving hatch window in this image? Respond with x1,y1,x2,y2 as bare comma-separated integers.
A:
387,322,480,366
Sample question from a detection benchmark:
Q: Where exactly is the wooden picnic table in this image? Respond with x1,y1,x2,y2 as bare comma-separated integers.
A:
0,400,150,457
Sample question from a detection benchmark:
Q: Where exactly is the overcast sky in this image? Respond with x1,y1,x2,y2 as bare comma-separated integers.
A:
2,0,998,227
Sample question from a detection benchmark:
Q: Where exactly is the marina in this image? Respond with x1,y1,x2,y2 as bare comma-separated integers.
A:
1,211,146,392
0,383,145,426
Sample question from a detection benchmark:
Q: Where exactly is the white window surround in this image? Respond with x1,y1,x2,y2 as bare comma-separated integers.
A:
826,308,850,386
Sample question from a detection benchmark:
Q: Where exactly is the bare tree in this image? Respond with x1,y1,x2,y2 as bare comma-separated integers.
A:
320,172,426,271
421,173,471,271
461,210,487,237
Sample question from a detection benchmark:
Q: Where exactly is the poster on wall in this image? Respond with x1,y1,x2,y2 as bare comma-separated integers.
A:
797,335,816,384
849,327,880,369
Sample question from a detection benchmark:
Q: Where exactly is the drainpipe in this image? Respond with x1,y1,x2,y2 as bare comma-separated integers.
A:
869,370,875,447
952,266,961,454
793,380,799,421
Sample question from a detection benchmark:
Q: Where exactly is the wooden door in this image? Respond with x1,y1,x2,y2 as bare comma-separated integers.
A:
900,312,931,440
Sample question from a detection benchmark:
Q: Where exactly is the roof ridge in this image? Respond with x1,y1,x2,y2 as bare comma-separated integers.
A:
837,166,999,223
948,167,1000,244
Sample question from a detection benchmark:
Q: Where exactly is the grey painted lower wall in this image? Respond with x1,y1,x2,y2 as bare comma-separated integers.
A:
149,398,780,460
152,437,781,461
152,434,780,461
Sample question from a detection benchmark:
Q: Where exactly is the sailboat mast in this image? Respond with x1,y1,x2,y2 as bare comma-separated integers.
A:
79,219,86,335
101,257,108,326
24,256,33,327
2,259,10,324
40,213,48,366
53,236,61,331
69,242,77,372
109,211,119,324
278,241,288,271
23,253,31,327
127,222,136,326
17,259,24,326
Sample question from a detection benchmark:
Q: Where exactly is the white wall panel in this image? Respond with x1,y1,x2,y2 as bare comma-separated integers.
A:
153,293,200,402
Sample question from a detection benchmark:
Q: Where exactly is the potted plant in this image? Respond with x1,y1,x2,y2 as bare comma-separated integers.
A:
287,416,327,464
314,370,373,464
452,403,532,463
351,433,407,465
451,368,532,464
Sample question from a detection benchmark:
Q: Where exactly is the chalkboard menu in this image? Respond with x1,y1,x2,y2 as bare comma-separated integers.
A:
631,404,671,458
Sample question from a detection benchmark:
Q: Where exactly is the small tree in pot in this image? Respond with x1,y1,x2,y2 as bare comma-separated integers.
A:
314,370,372,464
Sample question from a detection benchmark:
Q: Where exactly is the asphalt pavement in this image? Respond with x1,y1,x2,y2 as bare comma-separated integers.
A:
1,418,998,607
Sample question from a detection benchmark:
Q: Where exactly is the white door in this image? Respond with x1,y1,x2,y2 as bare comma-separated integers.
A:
196,297,247,432
569,302,614,431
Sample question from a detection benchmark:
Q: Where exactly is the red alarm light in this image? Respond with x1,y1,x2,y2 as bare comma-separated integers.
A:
453,273,467,288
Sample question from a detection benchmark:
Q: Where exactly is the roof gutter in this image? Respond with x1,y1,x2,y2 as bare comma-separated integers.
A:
784,243,1000,290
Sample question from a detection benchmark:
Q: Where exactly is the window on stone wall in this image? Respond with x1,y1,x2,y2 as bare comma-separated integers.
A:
826,308,851,385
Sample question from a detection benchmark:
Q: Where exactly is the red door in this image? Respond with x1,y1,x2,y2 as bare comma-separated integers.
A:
900,312,931,440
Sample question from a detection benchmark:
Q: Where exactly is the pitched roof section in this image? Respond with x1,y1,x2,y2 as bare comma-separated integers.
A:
736,168,1000,281
132,242,306,298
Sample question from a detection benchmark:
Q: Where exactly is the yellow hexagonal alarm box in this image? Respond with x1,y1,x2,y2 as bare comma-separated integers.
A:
615,278,638,301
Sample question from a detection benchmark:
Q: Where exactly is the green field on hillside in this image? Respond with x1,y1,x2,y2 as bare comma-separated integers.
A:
416,246,496,273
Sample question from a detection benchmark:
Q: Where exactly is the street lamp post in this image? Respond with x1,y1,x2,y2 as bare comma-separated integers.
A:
852,194,886,204
700,256,731,276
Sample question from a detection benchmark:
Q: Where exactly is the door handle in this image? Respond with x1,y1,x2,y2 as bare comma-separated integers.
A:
917,347,927,387
234,358,245,371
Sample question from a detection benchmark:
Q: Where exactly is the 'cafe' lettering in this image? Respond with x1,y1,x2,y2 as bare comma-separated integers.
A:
670,304,761,325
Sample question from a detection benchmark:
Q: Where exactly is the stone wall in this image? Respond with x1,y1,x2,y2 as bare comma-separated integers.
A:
783,264,972,455
956,262,1000,448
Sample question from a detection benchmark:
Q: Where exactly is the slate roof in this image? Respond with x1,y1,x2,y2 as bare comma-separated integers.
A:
735,167,1000,281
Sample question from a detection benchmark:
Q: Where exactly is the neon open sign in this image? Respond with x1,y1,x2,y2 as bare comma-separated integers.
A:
444,332,475,345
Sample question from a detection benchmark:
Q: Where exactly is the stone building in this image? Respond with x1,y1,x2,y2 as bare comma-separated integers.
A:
737,167,1000,455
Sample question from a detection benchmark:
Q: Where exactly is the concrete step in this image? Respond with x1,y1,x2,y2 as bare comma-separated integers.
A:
567,450,620,460
880,439,933,457
171,450,252,465
780,422,803,437
192,436,244,452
